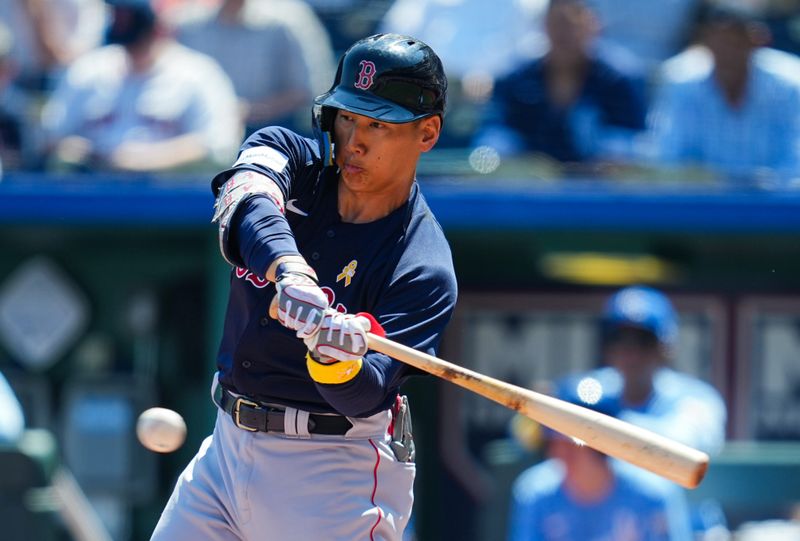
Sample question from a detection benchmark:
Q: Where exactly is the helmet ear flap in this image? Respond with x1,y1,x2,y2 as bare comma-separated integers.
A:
317,106,337,167
311,55,344,166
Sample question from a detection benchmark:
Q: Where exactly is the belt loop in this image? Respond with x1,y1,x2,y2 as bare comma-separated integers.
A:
284,407,311,439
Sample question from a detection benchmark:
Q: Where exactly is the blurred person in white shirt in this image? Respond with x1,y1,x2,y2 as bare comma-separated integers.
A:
41,0,242,173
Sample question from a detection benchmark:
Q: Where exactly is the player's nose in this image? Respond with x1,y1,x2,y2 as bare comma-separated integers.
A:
342,123,367,155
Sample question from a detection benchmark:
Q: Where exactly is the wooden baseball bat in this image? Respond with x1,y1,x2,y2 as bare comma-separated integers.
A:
368,333,709,489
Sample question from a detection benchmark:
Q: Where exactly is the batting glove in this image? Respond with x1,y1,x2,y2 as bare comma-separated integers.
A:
274,262,329,339
304,311,384,385
305,310,373,362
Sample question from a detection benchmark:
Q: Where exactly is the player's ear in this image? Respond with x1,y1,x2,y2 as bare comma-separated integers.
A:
418,115,441,152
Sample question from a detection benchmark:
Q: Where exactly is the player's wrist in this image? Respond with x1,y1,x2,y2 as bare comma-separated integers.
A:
268,255,317,283
306,352,363,384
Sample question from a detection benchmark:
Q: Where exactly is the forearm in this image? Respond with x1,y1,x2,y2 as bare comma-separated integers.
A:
234,197,303,276
313,353,401,417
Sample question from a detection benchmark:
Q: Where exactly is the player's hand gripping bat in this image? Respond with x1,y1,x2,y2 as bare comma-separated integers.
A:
367,333,709,489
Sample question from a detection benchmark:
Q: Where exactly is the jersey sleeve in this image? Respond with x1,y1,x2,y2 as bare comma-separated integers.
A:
313,238,459,417
211,127,321,271
211,126,319,199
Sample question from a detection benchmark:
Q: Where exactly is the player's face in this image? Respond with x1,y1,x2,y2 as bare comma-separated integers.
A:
604,327,662,390
333,110,440,195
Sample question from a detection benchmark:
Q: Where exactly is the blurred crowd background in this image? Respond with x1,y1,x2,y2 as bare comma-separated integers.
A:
2,1,800,541
0,0,798,184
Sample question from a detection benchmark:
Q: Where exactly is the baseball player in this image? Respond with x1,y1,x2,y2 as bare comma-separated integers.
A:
150,33,457,541
508,380,693,541
554,286,728,538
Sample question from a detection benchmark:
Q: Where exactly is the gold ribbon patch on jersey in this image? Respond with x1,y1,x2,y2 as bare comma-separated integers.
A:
336,260,358,287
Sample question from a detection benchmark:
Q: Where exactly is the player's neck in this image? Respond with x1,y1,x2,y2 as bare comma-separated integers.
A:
564,458,614,503
337,178,412,224
126,37,169,74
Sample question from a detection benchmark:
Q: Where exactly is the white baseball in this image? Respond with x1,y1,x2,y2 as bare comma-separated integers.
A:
136,407,187,453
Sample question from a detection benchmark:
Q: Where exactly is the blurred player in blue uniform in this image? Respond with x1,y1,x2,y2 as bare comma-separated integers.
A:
150,33,457,541
567,286,727,457
508,380,693,541
554,286,728,539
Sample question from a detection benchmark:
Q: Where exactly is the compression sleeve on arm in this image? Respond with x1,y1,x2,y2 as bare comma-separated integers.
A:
312,351,405,417
231,196,301,276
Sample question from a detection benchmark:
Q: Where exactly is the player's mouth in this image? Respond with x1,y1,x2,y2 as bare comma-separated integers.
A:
342,163,365,175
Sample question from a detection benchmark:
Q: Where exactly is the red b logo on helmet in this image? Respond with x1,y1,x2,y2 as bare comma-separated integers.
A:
354,60,376,90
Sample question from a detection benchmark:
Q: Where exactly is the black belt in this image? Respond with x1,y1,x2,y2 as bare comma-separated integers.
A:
216,387,352,435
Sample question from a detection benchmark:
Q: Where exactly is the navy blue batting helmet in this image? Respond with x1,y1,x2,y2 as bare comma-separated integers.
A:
312,33,447,166
602,286,678,347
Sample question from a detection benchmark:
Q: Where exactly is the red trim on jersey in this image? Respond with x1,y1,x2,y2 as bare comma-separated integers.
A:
368,439,384,540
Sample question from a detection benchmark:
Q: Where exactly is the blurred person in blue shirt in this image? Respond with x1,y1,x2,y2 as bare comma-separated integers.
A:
570,286,727,539
648,2,800,186
586,0,703,77
513,285,728,540
0,371,24,444
508,379,693,541
473,0,647,167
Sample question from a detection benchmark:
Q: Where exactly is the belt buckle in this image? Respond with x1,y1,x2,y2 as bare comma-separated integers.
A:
233,397,261,432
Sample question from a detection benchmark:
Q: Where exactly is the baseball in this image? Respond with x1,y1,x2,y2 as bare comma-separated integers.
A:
136,407,187,453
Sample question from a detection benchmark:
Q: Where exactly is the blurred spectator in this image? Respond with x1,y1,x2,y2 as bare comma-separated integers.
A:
177,0,335,136
379,0,547,81
507,381,693,541
40,0,242,174
379,0,547,146
306,0,393,54
649,2,800,185
586,0,703,77
0,22,28,174
473,0,647,166
0,0,105,91
565,285,727,539
0,370,24,444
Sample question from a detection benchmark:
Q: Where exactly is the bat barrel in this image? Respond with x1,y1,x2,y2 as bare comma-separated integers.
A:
367,333,709,489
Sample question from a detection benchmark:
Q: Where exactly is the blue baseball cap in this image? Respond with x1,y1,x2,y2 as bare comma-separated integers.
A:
602,285,678,347
542,376,622,440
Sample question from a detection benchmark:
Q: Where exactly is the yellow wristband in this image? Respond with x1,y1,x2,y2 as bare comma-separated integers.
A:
306,353,363,384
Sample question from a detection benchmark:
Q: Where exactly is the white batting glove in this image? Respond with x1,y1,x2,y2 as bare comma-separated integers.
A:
275,271,329,339
304,310,371,362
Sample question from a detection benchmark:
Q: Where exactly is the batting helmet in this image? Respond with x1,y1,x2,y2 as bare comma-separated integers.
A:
312,33,447,166
602,286,678,347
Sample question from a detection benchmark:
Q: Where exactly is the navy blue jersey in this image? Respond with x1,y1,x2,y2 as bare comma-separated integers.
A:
211,127,458,417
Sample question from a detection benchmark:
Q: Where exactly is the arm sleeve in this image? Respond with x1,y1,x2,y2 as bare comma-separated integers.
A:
212,127,319,273
313,258,458,417
231,196,301,276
